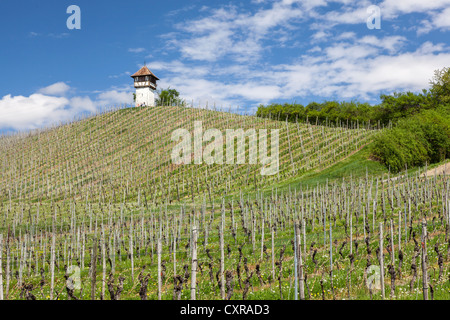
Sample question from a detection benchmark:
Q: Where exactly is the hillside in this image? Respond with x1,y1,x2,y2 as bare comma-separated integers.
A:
0,105,375,205
0,105,449,301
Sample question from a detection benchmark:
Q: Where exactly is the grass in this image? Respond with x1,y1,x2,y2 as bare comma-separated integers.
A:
268,143,388,192
1,105,450,301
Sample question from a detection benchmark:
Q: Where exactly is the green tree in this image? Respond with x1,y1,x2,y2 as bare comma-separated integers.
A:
155,87,185,106
379,90,434,123
430,67,450,105
370,105,450,173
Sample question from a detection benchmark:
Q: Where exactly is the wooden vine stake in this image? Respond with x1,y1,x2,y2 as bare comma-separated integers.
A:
0,234,3,301
379,222,385,300
294,223,298,300
330,223,335,300
130,219,134,281
390,219,395,266
272,226,275,283
261,217,265,261
5,238,9,299
295,221,305,300
50,230,56,300
302,219,306,259
90,237,98,300
191,226,198,300
157,238,162,300
220,208,225,300
101,228,106,300
350,214,353,254
173,228,177,277
421,220,429,300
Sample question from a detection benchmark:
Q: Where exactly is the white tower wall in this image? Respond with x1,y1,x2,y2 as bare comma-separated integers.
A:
135,87,155,107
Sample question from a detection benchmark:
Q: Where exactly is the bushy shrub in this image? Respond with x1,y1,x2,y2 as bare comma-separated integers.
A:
256,91,433,127
430,67,450,105
370,106,450,173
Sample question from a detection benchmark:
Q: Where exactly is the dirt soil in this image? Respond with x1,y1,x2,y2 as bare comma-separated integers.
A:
422,161,450,177
382,161,450,182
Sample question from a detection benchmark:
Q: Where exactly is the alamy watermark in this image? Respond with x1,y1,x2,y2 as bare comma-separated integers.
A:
366,5,381,29
67,5,81,30
171,121,279,176
366,265,381,290
66,265,81,290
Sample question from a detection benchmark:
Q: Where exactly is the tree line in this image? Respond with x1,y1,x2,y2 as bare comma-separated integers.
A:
256,67,450,128
256,67,450,173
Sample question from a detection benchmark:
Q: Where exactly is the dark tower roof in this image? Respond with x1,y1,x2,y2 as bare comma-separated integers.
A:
131,66,160,80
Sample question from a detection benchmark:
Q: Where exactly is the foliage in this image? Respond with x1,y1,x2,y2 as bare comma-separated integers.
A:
370,105,450,173
0,105,374,204
256,101,378,126
378,90,435,123
256,69,450,127
429,67,450,105
256,91,436,128
155,87,185,106
256,68,450,173
1,101,450,301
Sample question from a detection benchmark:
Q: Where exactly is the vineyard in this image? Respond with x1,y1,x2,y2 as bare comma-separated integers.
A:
0,105,449,300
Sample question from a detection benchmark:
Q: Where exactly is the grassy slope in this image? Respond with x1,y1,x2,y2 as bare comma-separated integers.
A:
265,144,388,193
2,106,449,301
258,142,450,198
0,105,376,205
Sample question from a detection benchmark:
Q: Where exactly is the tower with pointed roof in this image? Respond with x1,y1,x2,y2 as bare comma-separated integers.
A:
131,65,159,107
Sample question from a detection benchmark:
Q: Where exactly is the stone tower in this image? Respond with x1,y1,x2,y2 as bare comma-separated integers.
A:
131,65,159,107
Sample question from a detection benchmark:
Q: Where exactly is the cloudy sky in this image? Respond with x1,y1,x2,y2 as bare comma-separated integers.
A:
1,0,450,131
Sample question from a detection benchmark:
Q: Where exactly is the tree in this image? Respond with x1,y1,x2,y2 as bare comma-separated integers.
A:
155,88,185,106
379,90,434,123
430,67,450,105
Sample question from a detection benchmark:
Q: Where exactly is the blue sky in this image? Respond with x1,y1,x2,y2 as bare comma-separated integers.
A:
1,0,450,131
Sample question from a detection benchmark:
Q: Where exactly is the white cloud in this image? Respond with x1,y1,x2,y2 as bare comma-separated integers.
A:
151,35,450,108
358,35,406,54
273,43,450,100
48,33,70,39
0,83,133,130
168,1,305,62
432,7,450,29
70,96,97,112
413,7,450,34
0,93,72,130
325,43,377,60
304,0,450,34
150,60,209,77
128,48,146,53
28,32,70,38
38,82,71,96
178,29,235,62
336,31,356,40
308,46,322,53
416,19,434,35
109,71,131,79
311,31,330,42
96,90,133,107
380,0,450,18
9,0,450,129
415,41,447,54
318,4,370,26
154,0,450,106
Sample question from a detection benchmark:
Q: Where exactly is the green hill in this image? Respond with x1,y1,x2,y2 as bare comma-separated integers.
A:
0,105,376,205
1,105,449,301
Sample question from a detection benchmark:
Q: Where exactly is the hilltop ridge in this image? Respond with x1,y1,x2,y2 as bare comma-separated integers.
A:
0,105,375,205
